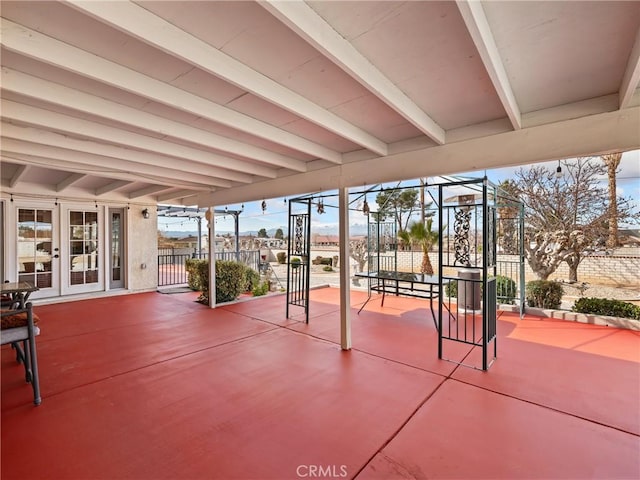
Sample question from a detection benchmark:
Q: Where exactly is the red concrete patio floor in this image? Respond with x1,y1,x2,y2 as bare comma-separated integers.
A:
2,287,639,479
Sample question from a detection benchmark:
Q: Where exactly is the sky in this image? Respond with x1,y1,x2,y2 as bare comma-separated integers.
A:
158,149,640,235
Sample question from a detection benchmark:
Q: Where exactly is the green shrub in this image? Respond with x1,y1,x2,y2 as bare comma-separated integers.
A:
276,252,287,264
322,265,333,272
189,260,252,304
445,279,458,299
444,275,517,304
496,276,517,305
526,280,564,309
313,256,333,266
252,281,270,297
242,266,260,292
185,258,207,291
214,260,248,303
290,257,301,268
572,298,640,320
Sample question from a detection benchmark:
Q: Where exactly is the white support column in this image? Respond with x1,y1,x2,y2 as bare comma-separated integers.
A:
206,207,216,309
338,187,352,350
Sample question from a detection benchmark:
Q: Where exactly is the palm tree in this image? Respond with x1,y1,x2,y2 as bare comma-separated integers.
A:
397,229,412,251
407,218,440,275
602,152,622,248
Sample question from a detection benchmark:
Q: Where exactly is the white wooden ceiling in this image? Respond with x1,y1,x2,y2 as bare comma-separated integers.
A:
1,1,639,207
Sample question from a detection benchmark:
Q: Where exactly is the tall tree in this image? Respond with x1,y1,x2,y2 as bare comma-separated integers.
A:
257,228,268,238
419,178,427,224
274,228,284,240
513,158,637,282
602,152,623,248
496,179,520,255
375,188,419,233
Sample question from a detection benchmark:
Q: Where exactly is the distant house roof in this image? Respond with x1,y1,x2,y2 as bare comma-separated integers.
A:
313,235,339,244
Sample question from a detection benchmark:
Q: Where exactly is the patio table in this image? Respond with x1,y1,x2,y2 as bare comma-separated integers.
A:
1,282,39,310
355,271,451,328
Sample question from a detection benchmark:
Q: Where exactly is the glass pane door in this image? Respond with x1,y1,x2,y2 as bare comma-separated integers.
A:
109,208,124,289
17,208,55,289
69,210,99,286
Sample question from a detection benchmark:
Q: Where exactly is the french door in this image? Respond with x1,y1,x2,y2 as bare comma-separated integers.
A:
62,206,104,294
12,202,124,298
16,204,60,298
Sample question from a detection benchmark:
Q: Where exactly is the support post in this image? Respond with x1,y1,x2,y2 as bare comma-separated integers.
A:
196,216,202,258
338,187,352,350
207,206,216,309
234,212,240,262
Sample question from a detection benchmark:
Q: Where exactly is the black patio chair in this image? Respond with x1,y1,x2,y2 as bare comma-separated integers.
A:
1,302,42,405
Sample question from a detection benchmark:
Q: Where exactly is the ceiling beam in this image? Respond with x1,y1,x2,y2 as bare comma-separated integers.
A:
1,19,343,163
9,164,29,187
128,185,172,199
1,123,246,186
157,189,200,203
56,173,85,192
95,180,130,196
1,139,227,190
261,0,445,145
2,101,283,178
3,153,210,195
198,106,640,206
619,27,640,109
68,0,386,156
455,0,522,129
1,69,315,171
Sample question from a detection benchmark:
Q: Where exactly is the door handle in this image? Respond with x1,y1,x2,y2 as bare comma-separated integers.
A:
53,254,59,259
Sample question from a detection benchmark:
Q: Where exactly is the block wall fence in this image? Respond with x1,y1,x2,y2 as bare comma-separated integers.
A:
298,248,639,288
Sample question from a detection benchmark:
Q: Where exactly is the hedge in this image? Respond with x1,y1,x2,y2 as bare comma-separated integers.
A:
572,298,640,320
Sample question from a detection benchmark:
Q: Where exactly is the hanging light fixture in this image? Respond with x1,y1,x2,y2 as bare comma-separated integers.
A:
261,199,267,213
556,160,562,178
362,195,370,215
317,197,325,214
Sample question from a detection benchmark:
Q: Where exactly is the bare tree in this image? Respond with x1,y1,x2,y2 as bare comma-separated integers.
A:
349,239,369,273
602,152,623,248
513,158,637,282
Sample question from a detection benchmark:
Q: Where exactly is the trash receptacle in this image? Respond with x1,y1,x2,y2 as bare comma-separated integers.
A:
458,269,481,311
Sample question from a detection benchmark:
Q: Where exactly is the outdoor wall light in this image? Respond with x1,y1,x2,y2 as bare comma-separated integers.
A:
142,208,150,219
556,161,562,178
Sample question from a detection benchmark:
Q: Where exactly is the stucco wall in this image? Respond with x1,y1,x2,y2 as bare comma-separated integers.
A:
127,206,158,292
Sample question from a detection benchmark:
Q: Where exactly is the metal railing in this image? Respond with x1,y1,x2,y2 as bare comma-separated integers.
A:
157,250,261,287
